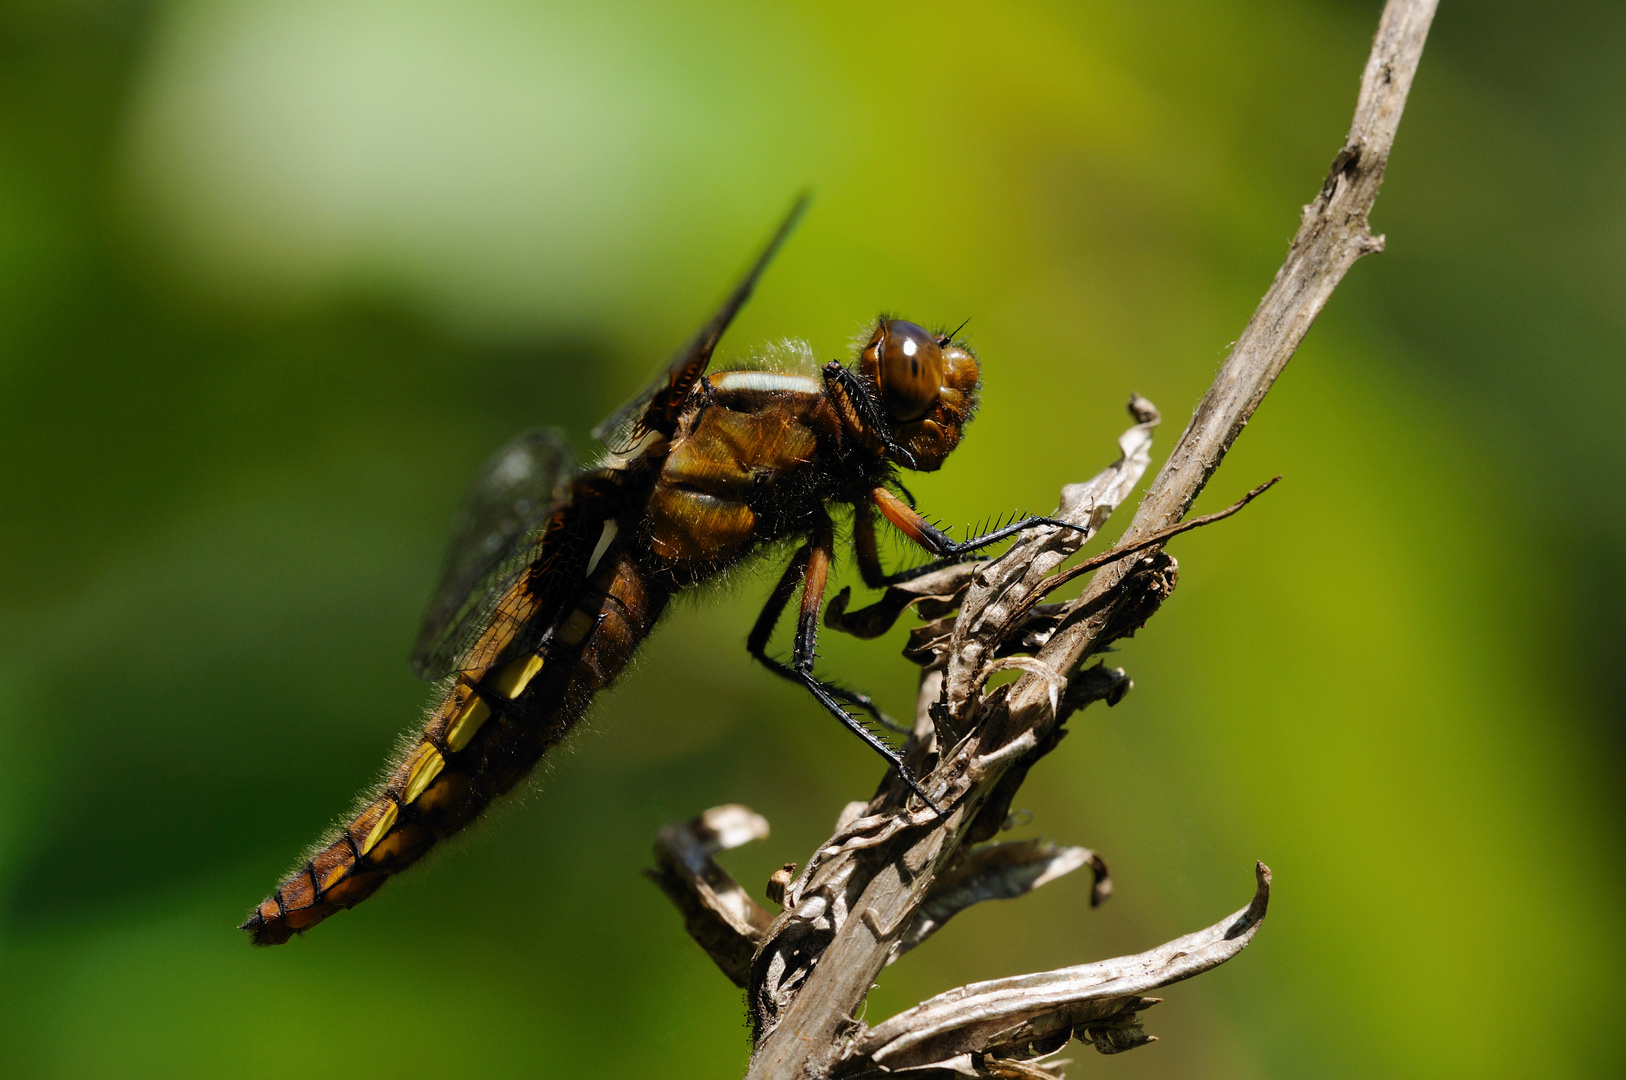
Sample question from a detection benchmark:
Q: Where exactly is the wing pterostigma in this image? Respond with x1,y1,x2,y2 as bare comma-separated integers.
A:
410,428,579,681
591,192,810,453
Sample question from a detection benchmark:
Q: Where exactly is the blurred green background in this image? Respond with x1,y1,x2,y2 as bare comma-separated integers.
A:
0,0,1620,1076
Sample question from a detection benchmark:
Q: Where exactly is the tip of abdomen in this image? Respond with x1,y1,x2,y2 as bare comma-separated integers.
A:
240,903,297,946
240,811,401,945
239,871,373,946
239,862,390,945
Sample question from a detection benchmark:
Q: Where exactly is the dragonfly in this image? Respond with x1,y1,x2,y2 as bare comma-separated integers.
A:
242,196,1080,945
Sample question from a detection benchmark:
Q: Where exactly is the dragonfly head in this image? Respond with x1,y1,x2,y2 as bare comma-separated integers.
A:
857,318,981,472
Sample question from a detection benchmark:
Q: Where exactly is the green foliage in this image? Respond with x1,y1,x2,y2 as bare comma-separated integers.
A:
0,2,1620,1077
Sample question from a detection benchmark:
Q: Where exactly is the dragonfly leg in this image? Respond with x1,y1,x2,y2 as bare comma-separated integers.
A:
854,495,981,590
747,521,938,808
746,538,900,729
851,497,890,590
810,678,912,736
865,486,1088,585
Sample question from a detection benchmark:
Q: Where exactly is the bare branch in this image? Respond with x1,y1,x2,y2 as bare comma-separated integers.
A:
651,3,1438,1075
1021,0,1440,705
1012,474,1279,624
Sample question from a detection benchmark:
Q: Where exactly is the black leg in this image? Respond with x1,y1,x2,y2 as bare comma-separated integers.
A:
745,543,903,732
851,497,889,591
747,522,938,810
929,514,1087,556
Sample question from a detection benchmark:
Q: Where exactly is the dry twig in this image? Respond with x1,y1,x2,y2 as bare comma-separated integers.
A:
652,2,1437,1076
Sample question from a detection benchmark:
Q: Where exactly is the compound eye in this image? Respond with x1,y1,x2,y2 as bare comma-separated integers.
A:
876,320,943,423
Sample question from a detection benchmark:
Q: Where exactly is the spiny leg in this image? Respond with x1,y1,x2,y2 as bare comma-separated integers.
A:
795,672,913,736
746,521,937,808
866,486,1088,585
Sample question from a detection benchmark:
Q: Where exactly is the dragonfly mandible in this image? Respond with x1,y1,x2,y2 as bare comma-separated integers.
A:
242,197,1078,945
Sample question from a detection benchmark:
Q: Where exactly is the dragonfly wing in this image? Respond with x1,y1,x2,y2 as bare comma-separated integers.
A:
592,193,810,453
410,428,579,681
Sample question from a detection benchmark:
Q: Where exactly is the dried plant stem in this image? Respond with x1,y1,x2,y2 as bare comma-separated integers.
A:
1004,475,1281,628
1032,0,1440,693
654,3,1438,1077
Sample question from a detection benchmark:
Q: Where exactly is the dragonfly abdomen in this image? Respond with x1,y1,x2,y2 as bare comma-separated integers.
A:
242,545,666,945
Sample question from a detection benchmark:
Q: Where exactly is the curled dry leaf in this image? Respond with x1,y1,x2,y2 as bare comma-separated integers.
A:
824,397,1159,665
941,397,1160,716
892,840,1111,962
836,863,1271,1077
645,804,774,987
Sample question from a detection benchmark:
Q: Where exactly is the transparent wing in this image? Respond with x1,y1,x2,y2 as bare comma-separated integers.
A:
592,193,810,453
410,428,579,681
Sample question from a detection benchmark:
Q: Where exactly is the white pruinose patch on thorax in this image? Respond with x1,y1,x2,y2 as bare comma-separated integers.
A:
715,371,822,395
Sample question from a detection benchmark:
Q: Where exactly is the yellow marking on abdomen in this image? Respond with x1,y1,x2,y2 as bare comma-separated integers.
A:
445,694,491,753
401,744,446,805
556,607,596,647
490,652,545,698
360,801,399,856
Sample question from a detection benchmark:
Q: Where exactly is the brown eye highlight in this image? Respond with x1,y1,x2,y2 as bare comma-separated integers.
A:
875,319,944,423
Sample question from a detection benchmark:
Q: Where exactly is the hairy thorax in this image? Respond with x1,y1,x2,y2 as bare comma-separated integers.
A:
640,370,839,574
